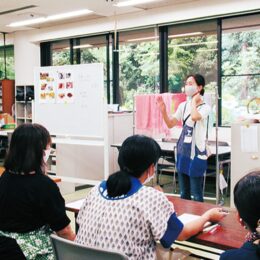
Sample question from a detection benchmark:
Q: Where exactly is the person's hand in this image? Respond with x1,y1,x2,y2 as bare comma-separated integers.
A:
202,208,228,223
156,96,166,114
192,92,202,106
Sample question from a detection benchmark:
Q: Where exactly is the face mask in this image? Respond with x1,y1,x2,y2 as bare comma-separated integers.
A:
143,172,155,185
43,149,51,163
185,85,197,97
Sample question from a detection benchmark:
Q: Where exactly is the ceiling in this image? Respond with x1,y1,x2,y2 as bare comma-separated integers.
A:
0,0,198,33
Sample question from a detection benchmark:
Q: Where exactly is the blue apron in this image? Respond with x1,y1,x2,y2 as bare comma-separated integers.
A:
176,103,207,178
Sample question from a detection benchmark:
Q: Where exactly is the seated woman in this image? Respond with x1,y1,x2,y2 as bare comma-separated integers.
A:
220,170,260,260
75,135,227,259
0,123,75,260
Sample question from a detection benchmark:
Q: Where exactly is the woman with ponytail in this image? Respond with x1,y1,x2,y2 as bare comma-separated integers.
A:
221,170,260,260
76,135,227,259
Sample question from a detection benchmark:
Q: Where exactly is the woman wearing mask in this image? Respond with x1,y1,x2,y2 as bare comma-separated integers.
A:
157,74,210,202
75,135,227,259
0,123,75,259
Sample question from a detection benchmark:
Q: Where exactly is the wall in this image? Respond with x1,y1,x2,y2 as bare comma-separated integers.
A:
14,31,40,85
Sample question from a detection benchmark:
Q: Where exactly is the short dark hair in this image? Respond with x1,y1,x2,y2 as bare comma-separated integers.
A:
186,74,205,96
234,170,260,232
107,135,161,197
4,123,51,174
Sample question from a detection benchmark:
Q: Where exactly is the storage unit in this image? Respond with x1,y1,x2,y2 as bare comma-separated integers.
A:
15,85,34,126
0,79,15,115
231,123,260,208
47,112,133,194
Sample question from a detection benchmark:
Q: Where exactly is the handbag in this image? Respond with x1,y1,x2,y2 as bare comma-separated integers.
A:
16,89,24,101
26,87,34,101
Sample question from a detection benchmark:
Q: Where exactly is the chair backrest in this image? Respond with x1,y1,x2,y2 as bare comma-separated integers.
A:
50,234,128,260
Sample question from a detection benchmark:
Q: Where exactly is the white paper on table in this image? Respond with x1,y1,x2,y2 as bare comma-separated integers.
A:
219,174,228,193
178,213,211,227
240,125,258,153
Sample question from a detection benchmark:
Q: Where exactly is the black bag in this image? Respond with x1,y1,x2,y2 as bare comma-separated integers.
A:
26,88,34,101
15,89,24,101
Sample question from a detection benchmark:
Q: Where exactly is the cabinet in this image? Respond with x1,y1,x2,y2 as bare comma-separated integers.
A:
46,144,56,175
0,79,15,115
15,85,34,126
46,113,133,195
231,123,260,208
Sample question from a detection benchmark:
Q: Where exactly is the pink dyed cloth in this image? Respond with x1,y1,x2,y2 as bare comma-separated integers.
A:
135,93,186,137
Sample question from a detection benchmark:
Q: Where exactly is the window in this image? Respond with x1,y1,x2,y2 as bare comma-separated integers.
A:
119,28,160,110
222,14,260,125
0,45,14,80
75,35,112,102
51,40,71,66
168,21,218,94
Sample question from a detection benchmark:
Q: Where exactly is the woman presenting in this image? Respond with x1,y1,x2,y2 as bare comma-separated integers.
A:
157,74,210,202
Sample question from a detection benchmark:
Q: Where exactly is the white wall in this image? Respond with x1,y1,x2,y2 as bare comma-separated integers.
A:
14,31,40,85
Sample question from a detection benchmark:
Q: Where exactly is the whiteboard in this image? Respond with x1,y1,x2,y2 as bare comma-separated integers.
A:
34,64,105,138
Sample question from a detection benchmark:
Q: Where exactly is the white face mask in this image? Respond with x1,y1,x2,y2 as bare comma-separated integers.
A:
143,172,155,185
185,85,198,97
43,149,51,163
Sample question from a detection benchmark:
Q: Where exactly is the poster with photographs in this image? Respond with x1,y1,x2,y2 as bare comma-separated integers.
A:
57,71,75,104
39,72,56,103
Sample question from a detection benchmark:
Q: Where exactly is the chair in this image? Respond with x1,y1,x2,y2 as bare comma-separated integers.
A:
156,146,178,192
50,234,128,260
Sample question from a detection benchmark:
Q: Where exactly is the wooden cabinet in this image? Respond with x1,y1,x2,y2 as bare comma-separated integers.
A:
0,79,15,115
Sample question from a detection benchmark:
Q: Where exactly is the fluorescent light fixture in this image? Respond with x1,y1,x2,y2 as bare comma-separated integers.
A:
127,36,159,42
73,44,93,49
115,0,158,7
8,9,93,27
64,44,93,50
168,32,204,38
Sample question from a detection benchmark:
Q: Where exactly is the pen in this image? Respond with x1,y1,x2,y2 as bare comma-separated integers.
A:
208,224,221,235
203,223,219,232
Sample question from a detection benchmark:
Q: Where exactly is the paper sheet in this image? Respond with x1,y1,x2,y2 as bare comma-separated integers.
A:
240,125,258,153
178,213,211,227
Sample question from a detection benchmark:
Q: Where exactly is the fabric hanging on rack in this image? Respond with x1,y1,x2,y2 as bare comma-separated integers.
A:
135,93,186,137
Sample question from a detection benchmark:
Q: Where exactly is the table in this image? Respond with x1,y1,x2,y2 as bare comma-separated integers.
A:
65,196,246,251
111,141,231,203
111,141,230,157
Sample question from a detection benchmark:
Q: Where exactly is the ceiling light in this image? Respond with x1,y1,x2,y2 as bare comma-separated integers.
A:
168,32,204,38
115,0,158,7
64,44,93,50
127,36,159,42
73,44,93,49
8,9,93,27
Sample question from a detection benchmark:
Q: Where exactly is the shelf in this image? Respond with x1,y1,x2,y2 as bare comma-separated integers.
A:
16,101,32,103
15,85,34,126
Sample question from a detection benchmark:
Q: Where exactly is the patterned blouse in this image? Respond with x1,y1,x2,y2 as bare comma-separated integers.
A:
75,177,183,259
